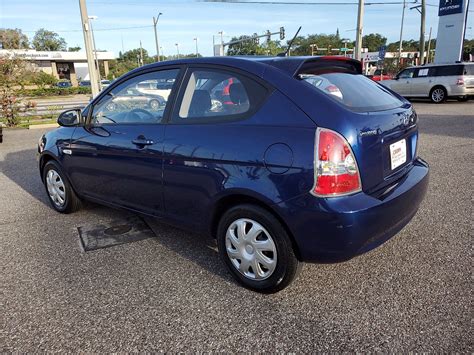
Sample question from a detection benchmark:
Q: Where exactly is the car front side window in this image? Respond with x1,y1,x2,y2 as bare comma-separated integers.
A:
399,69,415,79
90,69,179,125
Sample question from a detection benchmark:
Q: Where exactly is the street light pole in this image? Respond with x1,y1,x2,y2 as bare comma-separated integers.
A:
175,43,180,59
78,0,100,97
88,16,101,91
398,0,406,63
355,0,364,61
194,37,199,57
153,12,162,62
218,31,224,56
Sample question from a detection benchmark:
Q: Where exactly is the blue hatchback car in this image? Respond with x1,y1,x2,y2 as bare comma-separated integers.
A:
38,56,429,292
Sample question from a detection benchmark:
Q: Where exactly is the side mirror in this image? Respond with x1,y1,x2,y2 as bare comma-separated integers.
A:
58,109,82,127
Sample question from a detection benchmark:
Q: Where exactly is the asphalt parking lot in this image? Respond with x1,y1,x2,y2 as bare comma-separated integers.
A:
1,101,472,352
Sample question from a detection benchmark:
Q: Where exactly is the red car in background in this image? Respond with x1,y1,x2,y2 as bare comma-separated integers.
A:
369,69,393,81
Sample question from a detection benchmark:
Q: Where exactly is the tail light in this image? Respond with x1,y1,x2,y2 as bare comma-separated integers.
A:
456,78,464,86
311,128,361,197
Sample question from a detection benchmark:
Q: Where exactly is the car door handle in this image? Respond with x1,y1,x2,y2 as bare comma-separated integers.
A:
132,137,154,146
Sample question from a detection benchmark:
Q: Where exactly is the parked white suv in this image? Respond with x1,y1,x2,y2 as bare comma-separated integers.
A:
381,63,474,103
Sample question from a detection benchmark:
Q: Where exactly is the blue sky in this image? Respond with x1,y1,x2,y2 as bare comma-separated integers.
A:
1,0,473,57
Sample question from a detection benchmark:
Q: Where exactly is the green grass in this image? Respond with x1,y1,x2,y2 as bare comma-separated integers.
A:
18,116,57,128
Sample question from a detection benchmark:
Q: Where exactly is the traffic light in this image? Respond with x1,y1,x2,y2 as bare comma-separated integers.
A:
280,27,285,40
266,30,271,43
253,33,259,45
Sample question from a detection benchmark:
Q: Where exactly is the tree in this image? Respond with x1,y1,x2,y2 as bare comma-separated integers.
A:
68,46,81,52
0,56,35,126
362,33,387,52
226,35,283,56
32,28,67,51
0,28,29,49
290,33,343,56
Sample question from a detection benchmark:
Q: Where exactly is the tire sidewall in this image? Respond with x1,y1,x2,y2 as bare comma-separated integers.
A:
217,205,297,292
42,161,71,213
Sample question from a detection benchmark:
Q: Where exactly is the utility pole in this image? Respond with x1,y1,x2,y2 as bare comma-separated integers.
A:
398,0,406,63
153,12,162,62
194,37,199,57
419,0,426,65
139,40,144,66
78,0,100,97
88,16,101,91
426,26,432,64
355,0,364,61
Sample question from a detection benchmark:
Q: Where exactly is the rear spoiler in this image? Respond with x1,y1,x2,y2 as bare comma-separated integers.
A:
295,57,362,77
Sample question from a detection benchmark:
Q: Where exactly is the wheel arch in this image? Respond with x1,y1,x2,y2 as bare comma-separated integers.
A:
209,193,302,260
39,152,59,181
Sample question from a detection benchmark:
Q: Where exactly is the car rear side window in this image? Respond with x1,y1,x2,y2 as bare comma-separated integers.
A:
300,73,404,112
173,68,267,123
434,65,463,76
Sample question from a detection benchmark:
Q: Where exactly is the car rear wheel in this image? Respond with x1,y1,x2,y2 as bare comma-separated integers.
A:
430,86,447,103
43,161,81,213
217,204,301,293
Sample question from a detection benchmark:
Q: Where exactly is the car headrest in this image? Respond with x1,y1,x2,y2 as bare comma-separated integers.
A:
229,83,248,105
189,90,211,117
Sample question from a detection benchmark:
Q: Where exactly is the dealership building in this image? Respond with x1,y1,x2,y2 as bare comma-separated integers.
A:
0,49,115,86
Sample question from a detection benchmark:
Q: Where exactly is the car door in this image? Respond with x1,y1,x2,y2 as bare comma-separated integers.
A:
65,67,182,216
410,67,435,97
162,66,270,231
391,68,416,96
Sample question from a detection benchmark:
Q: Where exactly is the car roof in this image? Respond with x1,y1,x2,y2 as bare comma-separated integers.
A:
407,62,473,69
130,56,362,78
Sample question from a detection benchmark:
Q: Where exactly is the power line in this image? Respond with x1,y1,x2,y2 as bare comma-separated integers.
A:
200,0,416,5
21,25,153,34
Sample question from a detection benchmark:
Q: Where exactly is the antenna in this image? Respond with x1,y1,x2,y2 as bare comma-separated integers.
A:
278,26,301,57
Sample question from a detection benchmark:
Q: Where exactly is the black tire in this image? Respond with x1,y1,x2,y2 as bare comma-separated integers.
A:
217,204,301,293
430,86,447,104
42,160,82,213
457,96,469,102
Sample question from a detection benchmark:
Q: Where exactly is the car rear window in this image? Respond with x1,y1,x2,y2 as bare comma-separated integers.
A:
299,73,404,112
464,64,474,76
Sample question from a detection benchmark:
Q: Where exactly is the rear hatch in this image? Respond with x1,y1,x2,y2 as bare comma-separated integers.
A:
279,57,418,194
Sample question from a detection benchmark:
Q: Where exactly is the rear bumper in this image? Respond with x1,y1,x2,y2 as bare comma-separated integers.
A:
275,158,429,262
447,85,474,96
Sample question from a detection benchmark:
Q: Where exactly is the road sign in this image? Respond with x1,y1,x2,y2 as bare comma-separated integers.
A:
378,45,387,60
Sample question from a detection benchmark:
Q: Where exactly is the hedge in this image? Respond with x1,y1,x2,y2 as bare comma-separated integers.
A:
15,87,92,97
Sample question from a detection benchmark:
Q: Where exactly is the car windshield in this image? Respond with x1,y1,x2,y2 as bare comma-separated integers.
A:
300,73,405,112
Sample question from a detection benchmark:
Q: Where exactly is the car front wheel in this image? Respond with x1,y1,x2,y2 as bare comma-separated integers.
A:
43,160,81,213
217,204,301,293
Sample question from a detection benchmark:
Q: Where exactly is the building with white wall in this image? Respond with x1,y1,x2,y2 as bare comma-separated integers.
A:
0,49,115,86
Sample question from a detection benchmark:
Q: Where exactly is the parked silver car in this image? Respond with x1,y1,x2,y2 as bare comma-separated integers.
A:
381,63,474,103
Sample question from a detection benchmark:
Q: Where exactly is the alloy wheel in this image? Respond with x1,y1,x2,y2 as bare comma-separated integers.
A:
46,169,66,207
225,218,277,280
432,88,445,103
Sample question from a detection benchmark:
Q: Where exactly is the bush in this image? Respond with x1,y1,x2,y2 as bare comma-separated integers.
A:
32,71,58,88
15,86,92,97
